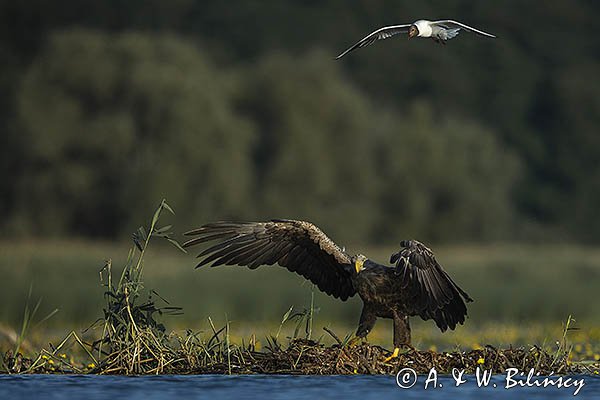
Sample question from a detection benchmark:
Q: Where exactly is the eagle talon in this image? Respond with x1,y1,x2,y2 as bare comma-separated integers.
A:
383,347,400,363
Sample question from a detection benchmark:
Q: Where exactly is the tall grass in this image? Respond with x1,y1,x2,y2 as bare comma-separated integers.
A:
90,199,186,373
14,285,58,355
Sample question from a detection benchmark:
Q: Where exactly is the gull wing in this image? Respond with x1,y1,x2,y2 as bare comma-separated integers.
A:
431,20,496,38
335,24,411,59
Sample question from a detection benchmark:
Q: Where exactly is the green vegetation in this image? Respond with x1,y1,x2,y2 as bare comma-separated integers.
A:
1,1,599,243
2,240,599,330
2,203,598,369
2,236,600,371
1,203,597,375
4,30,518,243
0,0,597,376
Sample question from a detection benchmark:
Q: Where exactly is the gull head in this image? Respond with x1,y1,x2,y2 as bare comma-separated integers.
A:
408,25,419,38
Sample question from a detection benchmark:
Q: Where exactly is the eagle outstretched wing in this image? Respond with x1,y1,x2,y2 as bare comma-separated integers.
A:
391,240,473,331
183,219,356,300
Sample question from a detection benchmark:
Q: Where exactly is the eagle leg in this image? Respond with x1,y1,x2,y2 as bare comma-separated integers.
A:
355,303,377,340
384,312,411,362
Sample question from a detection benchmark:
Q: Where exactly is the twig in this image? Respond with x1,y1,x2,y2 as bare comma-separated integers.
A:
323,327,343,345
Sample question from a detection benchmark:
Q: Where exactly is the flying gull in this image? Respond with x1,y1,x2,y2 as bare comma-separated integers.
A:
336,19,496,59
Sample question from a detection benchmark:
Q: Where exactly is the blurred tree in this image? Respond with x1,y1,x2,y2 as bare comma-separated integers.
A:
554,62,600,241
0,0,598,242
236,51,379,244
11,30,255,237
372,102,520,242
236,52,519,243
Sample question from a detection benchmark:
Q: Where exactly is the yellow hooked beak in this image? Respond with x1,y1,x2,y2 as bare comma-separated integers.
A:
355,255,366,273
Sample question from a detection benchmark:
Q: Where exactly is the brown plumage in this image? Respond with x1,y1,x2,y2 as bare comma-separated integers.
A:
183,219,472,348
389,240,473,331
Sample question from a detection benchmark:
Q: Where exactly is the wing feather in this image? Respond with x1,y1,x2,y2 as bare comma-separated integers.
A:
198,238,256,267
184,220,356,300
391,240,473,331
197,235,251,258
231,240,273,266
335,24,411,59
222,239,271,266
247,241,279,269
431,20,496,38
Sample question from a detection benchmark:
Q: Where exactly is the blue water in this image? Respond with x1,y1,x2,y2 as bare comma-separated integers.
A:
0,374,598,399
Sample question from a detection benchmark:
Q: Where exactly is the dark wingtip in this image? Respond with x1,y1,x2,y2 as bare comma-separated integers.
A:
334,50,349,60
184,226,209,236
181,238,201,248
194,257,213,268
400,240,413,248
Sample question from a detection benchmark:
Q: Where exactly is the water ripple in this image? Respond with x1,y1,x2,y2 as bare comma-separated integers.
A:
0,374,598,400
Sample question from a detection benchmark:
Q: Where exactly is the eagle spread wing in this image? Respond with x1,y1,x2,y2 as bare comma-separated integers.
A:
183,219,356,300
391,240,473,331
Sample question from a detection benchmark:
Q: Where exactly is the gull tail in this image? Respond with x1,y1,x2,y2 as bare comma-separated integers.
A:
444,28,460,40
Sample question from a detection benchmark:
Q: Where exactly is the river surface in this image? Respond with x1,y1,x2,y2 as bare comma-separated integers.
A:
0,374,598,399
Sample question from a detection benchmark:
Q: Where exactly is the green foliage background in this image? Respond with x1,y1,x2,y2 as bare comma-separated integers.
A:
1,0,598,244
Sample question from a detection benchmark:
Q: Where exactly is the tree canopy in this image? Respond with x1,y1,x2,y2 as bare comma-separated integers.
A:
1,1,597,243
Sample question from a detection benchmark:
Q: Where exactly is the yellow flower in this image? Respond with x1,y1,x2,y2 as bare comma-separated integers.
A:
60,354,67,359
87,363,96,369
48,359,54,365
41,355,49,360
477,357,485,365
594,354,600,361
